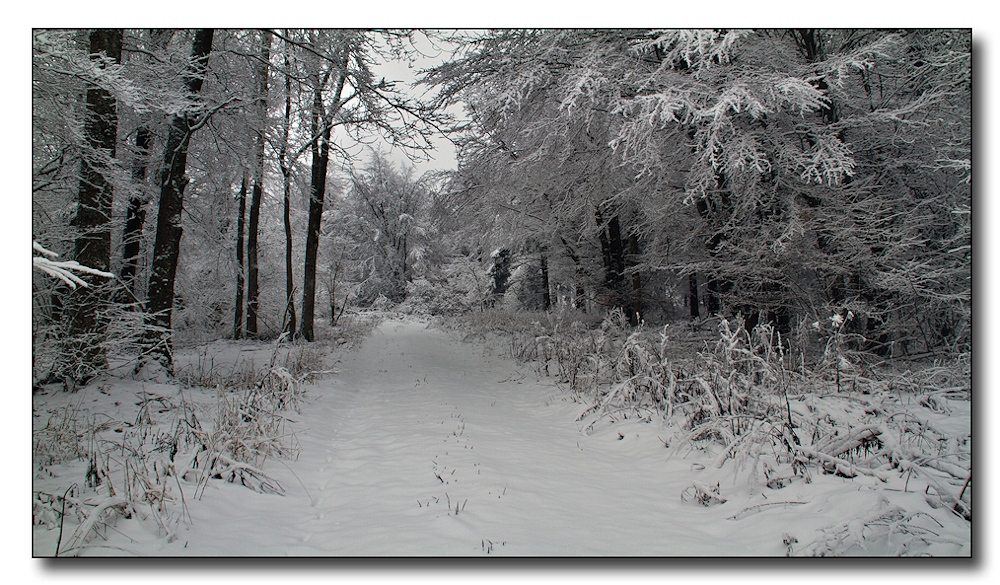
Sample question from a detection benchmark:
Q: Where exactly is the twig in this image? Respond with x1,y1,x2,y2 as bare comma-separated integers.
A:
55,483,77,557
727,501,807,520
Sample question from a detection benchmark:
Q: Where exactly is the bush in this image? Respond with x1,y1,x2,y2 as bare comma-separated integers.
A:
442,306,972,545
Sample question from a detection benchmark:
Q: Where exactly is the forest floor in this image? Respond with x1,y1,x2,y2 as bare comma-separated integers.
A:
31,317,972,558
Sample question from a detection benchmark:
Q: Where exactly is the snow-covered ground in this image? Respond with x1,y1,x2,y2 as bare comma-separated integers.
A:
31,317,972,559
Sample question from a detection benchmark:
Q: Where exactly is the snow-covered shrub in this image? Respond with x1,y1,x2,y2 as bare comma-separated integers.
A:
32,335,324,554
33,289,154,390
355,274,407,307
187,382,299,491
685,317,792,434
510,257,548,311
33,404,88,466
397,277,477,316
677,320,973,526
325,310,382,348
34,390,197,555
797,494,967,556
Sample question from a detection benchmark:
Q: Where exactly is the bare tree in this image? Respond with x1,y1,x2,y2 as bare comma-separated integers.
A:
145,29,215,371
245,30,272,337
64,28,123,383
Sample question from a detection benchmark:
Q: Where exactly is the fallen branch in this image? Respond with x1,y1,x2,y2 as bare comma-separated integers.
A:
728,501,807,520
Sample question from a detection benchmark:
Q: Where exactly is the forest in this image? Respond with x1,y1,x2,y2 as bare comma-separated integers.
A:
31,29,971,557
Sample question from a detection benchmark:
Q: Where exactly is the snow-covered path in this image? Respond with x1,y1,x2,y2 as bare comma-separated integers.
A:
171,319,721,555
159,318,966,556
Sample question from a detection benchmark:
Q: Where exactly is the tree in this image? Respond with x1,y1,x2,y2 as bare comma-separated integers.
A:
426,29,969,350
276,34,299,337
233,172,248,338
348,152,433,305
297,31,349,341
119,29,175,298
120,125,151,292
245,30,272,337
145,29,215,371
63,29,123,382
270,29,448,341
423,30,651,322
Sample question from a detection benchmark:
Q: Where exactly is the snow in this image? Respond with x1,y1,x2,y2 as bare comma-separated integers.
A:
31,317,972,563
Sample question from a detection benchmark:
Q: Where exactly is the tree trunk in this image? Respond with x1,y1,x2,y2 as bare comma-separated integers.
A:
299,122,329,342
401,234,408,284
540,252,551,311
595,206,629,317
627,231,642,326
145,29,214,371
233,173,247,339
703,231,728,315
121,126,150,294
121,30,173,299
278,41,297,338
489,248,511,306
65,28,122,384
559,235,586,313
695,191,730,316
299,43,349,342
688,272,700,318
281,172,296,337
245,31,271,338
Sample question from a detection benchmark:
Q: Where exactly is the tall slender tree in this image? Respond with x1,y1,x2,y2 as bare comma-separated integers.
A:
120,126,150,292
120,29,174,298
233,172,248,339
289,30,448,340
145,28,215,372
277,36,298,337
299,32,350,341
245,30,272,337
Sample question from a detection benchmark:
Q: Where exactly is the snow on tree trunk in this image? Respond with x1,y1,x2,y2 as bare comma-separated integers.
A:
64,28,122,384
144,29,214,372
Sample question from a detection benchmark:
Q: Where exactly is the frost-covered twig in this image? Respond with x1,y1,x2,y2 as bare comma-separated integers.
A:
59,496,137,555
32,240,114,288
727,501,807,520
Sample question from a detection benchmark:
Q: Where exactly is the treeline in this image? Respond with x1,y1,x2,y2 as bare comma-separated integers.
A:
32,29,447,385
424,29,970,357
32,29,970,389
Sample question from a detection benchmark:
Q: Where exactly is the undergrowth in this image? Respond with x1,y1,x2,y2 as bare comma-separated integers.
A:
442,307,972,556
32,335,324,556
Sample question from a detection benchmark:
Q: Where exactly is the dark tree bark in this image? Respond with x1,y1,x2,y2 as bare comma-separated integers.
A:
233,173,247,339
145,29,214,371
688,273,700,318
606,215,626,287
299,113,331,342
595,206,634,320
281,167,296,337
121,31,174,299
278,41,297,338
65,28,123,383
540,252,551,311
299,43,349,342
488,248,511,305
695,181,731,316
121,126,150,292
245,31,271,337
559,235,586,313
627,231,642,325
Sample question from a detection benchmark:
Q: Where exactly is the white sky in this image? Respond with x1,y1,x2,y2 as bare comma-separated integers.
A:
369,30,463,176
